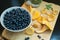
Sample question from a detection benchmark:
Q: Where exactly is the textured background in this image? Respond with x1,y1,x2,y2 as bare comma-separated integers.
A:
0,0,60,40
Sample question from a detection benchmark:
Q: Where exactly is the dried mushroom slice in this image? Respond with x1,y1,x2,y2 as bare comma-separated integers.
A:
32,20,42,29
35,24,48,34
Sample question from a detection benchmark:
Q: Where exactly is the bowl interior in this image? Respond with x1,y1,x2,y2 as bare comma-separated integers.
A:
0,6,32,32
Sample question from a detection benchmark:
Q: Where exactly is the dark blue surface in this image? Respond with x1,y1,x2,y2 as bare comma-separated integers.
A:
45,0,60,5
50,13,60,40
0,0,25,15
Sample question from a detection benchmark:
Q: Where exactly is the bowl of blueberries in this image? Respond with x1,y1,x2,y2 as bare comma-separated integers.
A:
0,6,32,32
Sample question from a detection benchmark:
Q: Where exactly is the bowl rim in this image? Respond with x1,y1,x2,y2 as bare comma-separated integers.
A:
26,1,41,7
0,6,32,32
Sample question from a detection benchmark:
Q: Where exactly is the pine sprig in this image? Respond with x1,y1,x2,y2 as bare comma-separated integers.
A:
46,4,52,10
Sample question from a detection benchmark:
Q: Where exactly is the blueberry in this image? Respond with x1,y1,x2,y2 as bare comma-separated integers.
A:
12,19,16,23
16,24,19,27
4,16,8,20
3,20,7,23
4,23,7,27
18,19,21,22
7,26,12,29
4,12,9,17
7,12,11,17
4,21,10,27
25,37,30,40
24,20,29,24
24,11,29,15
4,16,11,21
37,35,41,39
41,39,44,40
11,9,16,14
22,10,26,13
22,23,25,27
21,23,27,28
27,15,30,18
18,26,21,28
12,24,16,27
18,22,21,25
7,21,10,23
10,28,14,30
15,27,20,30
16,21,19,25
16,17,20,20
17,28,20,30
16,8,22,13
11,27,17,30
9,20,12,24
5,24,10,28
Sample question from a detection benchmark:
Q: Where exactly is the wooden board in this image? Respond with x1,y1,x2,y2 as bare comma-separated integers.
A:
2,1,60,40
